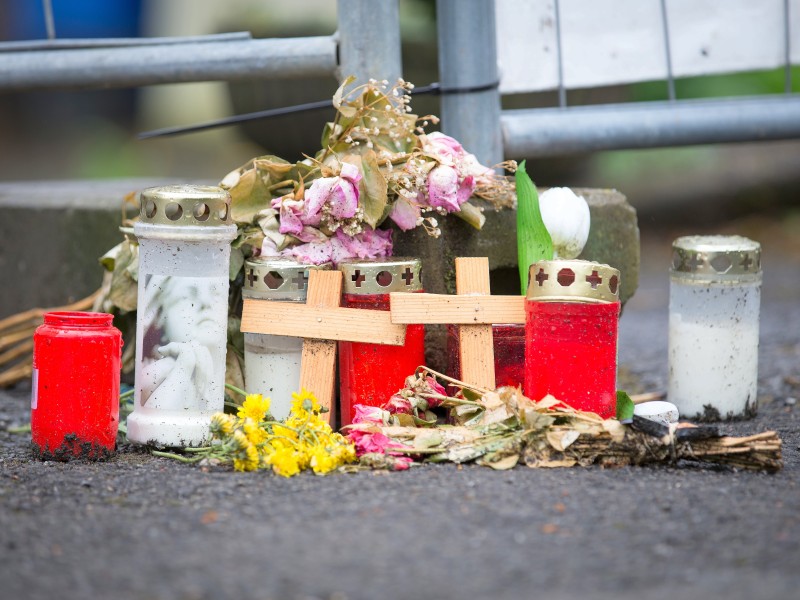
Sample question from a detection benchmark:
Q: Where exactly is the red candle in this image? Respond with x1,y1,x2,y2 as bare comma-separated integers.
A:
338,258,425,426
447,323,526,388
31,311,122,460
524,260,621,419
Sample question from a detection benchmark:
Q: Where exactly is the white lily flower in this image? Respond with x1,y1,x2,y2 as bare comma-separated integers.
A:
539,187,591,259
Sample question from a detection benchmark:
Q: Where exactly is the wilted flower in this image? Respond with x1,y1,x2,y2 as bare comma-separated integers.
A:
384,394,414,415
352,404,390,425
538,187,591,259
281,227,392,266
427,165,474,213
305,162,362,222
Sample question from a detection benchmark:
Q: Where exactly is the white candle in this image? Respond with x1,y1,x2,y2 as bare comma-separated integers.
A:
128,186,237,447
242,258,330,420
668,236,761,420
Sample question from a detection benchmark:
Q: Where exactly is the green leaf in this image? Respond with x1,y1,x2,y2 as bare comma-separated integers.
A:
516,160,553,295
616,390,635,422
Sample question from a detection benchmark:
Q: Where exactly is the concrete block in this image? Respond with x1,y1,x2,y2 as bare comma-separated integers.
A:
0,180,167,318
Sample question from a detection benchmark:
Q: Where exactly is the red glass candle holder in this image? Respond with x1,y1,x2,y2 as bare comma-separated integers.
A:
524,260,621,419
31,311,122,460
338,258,425,426
446,323,526,388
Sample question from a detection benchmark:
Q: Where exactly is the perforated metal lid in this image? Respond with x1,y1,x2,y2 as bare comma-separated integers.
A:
138,185,232,227
242,257,332,301
526,259,620,303
339,257,423,294
671,235,761,282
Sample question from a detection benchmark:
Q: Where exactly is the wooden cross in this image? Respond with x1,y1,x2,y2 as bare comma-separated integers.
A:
390,257,525,390
240,270,407,422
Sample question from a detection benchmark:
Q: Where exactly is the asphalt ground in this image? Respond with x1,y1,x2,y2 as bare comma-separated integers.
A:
1,223,799,600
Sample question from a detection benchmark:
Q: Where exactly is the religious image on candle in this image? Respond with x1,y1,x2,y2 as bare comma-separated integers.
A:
139,274,228,412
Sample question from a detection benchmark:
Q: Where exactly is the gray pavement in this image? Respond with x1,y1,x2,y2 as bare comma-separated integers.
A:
1,227,799,600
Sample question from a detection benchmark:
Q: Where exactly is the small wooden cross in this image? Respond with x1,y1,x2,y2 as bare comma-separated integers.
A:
390,257,525,390
240,270,407,422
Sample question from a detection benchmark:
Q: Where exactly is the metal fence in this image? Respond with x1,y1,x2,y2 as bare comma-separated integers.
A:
438,0,800,166
3,0,799,166
0,0,401,91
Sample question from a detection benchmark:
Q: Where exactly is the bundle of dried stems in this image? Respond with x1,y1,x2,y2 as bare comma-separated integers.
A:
0,292,99,387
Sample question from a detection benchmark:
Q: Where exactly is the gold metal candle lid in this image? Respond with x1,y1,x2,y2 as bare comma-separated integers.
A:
526,259,620,303
242,257,332,301
339,257,423,294
138,185,232,226
671,235,761,282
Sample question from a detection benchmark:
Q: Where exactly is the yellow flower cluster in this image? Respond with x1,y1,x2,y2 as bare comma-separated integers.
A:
209,390,356,476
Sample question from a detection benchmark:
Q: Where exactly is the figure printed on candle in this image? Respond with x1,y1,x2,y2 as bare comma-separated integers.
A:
139,275,227,411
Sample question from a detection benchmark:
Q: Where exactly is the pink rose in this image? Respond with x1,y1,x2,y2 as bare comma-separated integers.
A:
421,132,464,165
305,162,362,222
388,195,422,231
347,429,410,457
427,165,475,212
384,394,413,415
352,405,387,425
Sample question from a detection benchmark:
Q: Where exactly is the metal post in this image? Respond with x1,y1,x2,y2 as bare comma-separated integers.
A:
436,0,503,167
337,0,402,84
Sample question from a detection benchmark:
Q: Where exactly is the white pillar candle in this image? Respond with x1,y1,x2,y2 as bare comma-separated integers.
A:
242,258,330,421
127,186,236,447
668,235,761,420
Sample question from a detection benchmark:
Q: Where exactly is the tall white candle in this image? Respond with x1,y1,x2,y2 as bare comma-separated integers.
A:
128,186,237,447
668,236,761,420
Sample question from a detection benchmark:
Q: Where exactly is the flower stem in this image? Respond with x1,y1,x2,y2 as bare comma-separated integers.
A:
7,423,31,434
151,450,205,463
225,383,249,398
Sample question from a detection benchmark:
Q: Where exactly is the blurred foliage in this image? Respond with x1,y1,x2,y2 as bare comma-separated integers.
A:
632,66,800,101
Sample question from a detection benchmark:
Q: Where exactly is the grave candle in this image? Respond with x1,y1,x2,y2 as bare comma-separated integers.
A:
31,311,122,459
338,257,425,426
668,235,762,420
524,260,621,418
446,324,526,388
242,257,330,420
127,185,236,447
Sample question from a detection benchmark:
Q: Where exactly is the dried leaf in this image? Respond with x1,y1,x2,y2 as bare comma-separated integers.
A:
228,168,270,224
357,149,388,228
107,240,139,312
546,429,580,452
536,395,562,410
414,431,443,449
229,247,244,281
332,75,357,114
602,419,627,444
481,391,504,411
523,409,556,431
482,454,519,470
454,201,486,230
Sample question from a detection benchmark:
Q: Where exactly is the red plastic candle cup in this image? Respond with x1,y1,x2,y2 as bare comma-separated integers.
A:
447,323,526,388
338,258,425,426
31,311,122,460
524,260,621,419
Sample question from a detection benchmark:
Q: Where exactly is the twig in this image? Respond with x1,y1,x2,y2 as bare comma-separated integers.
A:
630,391,667,405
